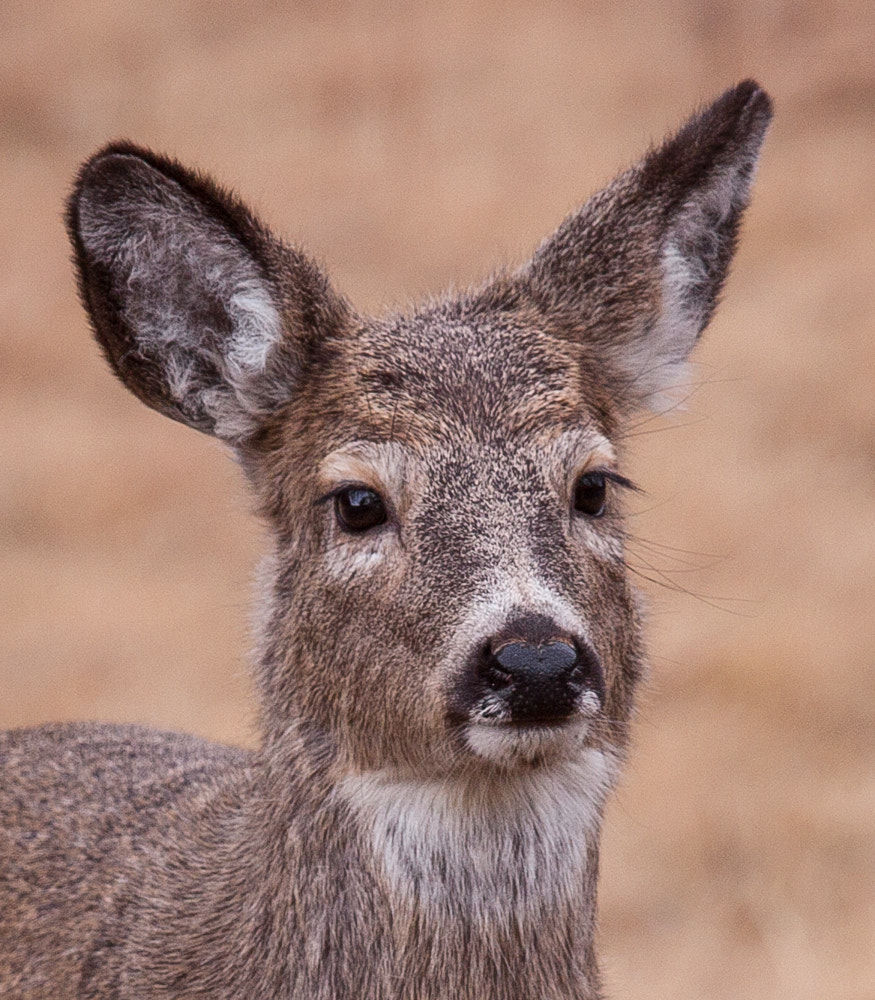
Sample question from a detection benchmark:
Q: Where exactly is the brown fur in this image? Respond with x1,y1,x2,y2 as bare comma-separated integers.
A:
0,82,771,998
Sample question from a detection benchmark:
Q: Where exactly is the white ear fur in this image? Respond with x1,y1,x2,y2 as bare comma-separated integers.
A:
517,82,771,414
73,150,290,442
633,156,763,411
79,174,281,435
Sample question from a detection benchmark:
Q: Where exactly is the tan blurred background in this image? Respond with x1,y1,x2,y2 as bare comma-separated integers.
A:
1,1,873,997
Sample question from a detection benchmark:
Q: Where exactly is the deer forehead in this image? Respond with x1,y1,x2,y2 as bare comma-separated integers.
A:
316,428,616,502
335,311,590,426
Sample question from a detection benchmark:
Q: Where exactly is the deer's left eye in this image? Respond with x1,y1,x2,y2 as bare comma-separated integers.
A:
573,471,607,518
334,487,387,533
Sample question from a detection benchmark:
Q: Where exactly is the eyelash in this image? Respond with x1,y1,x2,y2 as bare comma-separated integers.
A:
571,467,639,520
588,469,638,493
315,482,375,506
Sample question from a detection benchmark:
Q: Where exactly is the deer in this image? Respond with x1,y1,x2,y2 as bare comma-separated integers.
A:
0,81,771,999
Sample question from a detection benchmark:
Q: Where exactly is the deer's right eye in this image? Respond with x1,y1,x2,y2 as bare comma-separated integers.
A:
573,471,607,517
334,487,387,533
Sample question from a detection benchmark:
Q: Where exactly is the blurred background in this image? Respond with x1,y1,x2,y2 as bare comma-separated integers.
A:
1,1,873,997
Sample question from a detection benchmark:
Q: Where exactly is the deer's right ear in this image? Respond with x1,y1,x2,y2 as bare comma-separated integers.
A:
67,143,349,445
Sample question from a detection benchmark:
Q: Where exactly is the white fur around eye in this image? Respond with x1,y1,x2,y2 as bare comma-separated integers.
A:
322,494,398,585
323,541,388,583
572,516,624,563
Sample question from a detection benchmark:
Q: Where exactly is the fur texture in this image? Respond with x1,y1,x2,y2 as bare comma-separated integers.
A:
0,82,771,999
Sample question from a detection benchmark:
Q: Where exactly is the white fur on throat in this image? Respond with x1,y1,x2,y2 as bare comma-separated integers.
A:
338,748,617,918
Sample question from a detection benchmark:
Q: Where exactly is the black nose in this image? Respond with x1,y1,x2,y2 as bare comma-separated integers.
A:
477,617,604,724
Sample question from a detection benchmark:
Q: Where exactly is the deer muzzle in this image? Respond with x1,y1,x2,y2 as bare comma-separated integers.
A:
460,615,605,728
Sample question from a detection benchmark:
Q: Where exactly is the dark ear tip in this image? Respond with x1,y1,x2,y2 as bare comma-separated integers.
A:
71,141,138,190
74,140,175,181
66,142,161,238
733,78,773,116
716,79,774,137
644,80,773,191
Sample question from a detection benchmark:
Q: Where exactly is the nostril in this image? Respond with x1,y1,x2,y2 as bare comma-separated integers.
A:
477,640,513,691
483,664,513,691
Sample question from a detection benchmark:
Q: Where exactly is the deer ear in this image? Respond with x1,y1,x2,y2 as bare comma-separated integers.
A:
520,81,773,409
68,143,349,444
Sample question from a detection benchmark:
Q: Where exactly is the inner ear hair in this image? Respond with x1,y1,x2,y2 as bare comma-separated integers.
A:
514,81,772,411
68,143,348,445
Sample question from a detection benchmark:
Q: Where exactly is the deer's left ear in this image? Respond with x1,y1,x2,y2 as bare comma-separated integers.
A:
517,80,773,409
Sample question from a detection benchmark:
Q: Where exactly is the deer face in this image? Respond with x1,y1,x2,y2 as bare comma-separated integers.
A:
256,305,643,776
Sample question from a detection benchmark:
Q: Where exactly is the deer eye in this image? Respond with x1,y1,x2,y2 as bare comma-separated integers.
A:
334,486,387,533
573,471,607,518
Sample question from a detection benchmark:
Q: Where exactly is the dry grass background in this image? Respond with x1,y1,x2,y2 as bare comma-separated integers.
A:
1,1,873,996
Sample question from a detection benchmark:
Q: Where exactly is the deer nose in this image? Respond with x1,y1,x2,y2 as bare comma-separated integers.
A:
493,638,578,681
478,621,604,724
